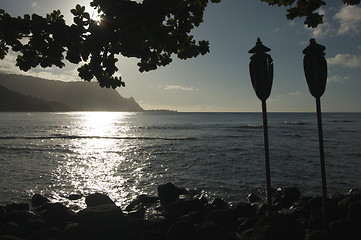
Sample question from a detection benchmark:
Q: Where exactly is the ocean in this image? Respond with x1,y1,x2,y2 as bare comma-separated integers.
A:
0,112,360,210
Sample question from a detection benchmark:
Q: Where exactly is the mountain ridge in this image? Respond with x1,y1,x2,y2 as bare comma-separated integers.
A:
0,74,143,112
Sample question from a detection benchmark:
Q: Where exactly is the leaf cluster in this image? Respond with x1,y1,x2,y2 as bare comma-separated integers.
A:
0,0,220,88
261,0,360,28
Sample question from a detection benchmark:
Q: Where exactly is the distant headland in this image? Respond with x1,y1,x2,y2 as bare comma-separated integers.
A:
0,74,144,112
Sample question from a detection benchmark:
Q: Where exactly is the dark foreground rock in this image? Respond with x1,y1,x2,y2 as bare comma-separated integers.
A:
1,183,361,240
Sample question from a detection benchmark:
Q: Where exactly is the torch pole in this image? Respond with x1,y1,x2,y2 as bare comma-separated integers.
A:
262,100,272,218
316,97,329,239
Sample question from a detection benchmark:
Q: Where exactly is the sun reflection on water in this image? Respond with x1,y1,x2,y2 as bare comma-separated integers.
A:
51,112,144,210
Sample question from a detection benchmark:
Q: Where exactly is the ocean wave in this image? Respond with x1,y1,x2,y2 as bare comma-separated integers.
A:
233,124,263,129
0,135,197,141
283,121,310,125
284,132,302,138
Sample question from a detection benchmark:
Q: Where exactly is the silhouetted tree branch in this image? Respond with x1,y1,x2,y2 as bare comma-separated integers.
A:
0,0,220,88
1,0,359,88
261,0,360,28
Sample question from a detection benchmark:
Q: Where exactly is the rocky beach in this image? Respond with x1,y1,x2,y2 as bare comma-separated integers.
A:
1,182,361,240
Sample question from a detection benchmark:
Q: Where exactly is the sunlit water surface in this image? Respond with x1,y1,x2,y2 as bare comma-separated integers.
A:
0,112,360,210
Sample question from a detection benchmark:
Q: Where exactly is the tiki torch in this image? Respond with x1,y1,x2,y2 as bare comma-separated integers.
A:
248,38,274,217
303,38,329,239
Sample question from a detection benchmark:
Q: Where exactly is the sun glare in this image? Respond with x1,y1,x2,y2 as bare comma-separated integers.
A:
89,8,103,24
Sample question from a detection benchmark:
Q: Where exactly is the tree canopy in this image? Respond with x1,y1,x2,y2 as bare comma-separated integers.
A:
0,0,359,88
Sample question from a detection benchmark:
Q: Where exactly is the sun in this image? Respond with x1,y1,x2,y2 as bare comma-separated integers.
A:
89,8,103,23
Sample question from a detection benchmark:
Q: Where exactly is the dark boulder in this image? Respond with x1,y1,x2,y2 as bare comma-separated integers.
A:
78,203,124,228
67,194,83,201
232,202,257,218
167,220,196,240
195,220,238,240
157,182,188,206
31,194,50,208
27,227,65,240
85,193,115,207
38,203,78,229
247,193,261,204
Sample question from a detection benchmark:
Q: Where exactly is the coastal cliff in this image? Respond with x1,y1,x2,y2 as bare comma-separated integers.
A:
0,74,143,112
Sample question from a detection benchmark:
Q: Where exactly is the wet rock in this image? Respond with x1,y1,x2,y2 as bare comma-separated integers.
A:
157,182,188,206
159,198,205,220
78,203,124,228
5,203,29,212
247,193,261,204
31,194,50,208
347,188,361,195
207,198,230,211
125,194,158,212
38,202,78,229
330,218,361,240
273,187,301,209
85,193,115,207
67,194,83,201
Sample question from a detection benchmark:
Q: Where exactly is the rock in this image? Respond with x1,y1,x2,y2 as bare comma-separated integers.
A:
0,235,23,240
207,209,239,231
31,194,50,207
167,220,196,240
160,198,205,220
232,202,257,218
330,218,361,240
237,217,258,235
247,193,261,204
125,194,158,212
38,203,78,229
347,200,361,221
67,194,83,201
195,220,238,240
27,227,65,240
78,203,124,228
5,203,29,212
252,215,304,240
157,182,188,206
207,198,230,211
0,222,20,237
273,187,301,209
85,193,115,207
304,230,324,240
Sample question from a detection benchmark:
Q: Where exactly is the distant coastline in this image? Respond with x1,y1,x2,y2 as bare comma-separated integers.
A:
146,109,178,113
0,74,143,112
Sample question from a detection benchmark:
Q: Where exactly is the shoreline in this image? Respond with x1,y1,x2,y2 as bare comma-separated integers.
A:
1,182,361,240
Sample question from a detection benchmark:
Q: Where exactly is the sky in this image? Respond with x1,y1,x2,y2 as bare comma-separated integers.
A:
0,0,361,112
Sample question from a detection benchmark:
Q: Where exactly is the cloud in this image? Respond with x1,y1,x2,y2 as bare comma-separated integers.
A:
310,22,333,38
327,54,361,68
308,8,335,38
31,2,38,8
327,75,350,83
163,85,199,91
287,91,301,96
334,5,361,35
